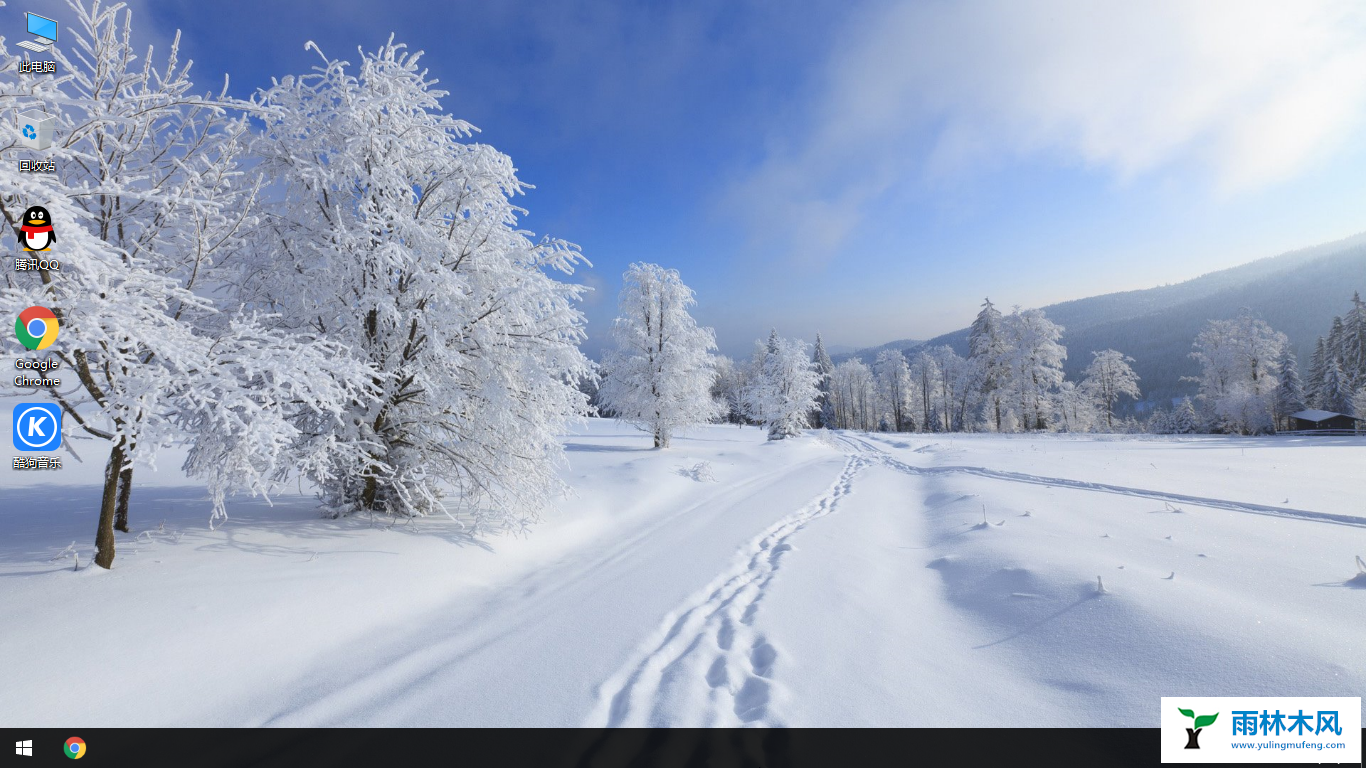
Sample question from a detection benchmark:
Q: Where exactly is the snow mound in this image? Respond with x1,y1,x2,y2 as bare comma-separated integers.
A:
676,461,718,482
1347,556,1366,589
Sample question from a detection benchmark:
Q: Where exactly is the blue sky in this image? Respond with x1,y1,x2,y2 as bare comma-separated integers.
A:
27,0,1366,357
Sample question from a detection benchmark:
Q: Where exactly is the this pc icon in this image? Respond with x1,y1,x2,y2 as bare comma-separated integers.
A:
17,12,57,53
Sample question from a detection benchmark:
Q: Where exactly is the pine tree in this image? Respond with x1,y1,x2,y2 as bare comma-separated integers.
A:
1272,347,1306,430
600,264,723,448
968,298,1008,431
1320,360,1353,414
1342,292,1366,391
1327,316,1347,362
1147,407,1172,434
1171,397,1200,434
744,332,821,439
1306,337,1330,409
811,334,836,428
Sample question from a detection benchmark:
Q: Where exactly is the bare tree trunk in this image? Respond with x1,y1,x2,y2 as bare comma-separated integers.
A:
361,474,379,510
114,455,134,532
361,411,388,511
94,440,127,569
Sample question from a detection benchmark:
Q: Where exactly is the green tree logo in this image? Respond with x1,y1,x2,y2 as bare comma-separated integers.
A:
1179,708,1218,749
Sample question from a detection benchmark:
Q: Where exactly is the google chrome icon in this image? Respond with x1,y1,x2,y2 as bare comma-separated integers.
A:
15,306,59,351
64,737,86,759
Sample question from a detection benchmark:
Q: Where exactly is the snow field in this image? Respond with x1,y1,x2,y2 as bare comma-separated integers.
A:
1,419,1362,727
761,433,1363,725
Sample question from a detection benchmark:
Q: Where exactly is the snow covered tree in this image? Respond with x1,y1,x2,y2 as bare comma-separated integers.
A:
1001,307,1067,431
744,331,820,439
1056,381,1099,433
1353,387,1366,425
1,2,363,568
1306,337,1330,409
1147,407,1172,434
929,345,973,432
1303,295,1366,412
927,346,954,431
242,40,593,523
576,369,604,415
1171,397,1200,434
598,263,721,448
910,350,940,432
829,359,876,431
1318,360,1353,415
952,357,984,433
1189,311,1286,434
811,334,836,428
874,349,912,431
1272,347,1306,431
1326,315,1347,386
711,355,749,426
1081,349,1141,431
1343,292,1366,390
968,298,1009,431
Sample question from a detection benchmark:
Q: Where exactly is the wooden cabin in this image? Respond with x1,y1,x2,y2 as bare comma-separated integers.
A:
1288,409,1363,432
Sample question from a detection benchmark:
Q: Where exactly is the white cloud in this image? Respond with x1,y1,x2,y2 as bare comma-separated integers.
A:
729,0,1366,260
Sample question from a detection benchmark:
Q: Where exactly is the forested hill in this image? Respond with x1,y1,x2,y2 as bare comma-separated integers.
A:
840,231,1366,409
830,337,923,363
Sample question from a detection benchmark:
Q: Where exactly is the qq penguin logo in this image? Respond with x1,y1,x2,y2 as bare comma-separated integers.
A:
18,205,57,251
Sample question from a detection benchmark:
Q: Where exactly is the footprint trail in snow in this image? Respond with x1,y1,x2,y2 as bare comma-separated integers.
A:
587,454,869,727
588,431,1358,729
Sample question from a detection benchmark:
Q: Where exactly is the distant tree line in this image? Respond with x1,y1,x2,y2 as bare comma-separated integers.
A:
594,278,1366,441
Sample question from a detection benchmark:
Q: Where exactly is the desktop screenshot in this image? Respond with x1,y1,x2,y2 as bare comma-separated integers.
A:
1,1,1363,765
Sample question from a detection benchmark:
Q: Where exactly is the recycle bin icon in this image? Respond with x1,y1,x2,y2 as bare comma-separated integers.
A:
18,110,54,151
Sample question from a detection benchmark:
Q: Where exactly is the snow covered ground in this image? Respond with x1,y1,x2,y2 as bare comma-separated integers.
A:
2,417,1363,727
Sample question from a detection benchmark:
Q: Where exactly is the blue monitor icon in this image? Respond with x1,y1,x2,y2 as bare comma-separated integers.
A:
27,12,57,42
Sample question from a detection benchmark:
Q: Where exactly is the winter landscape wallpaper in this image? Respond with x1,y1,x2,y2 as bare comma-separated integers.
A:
2,0,1365,737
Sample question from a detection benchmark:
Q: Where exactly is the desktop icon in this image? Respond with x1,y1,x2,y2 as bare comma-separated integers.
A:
15,306,59,350
63,737,84,760
13,403,62,452
18,12,57,52
17,110,54,150
18,205,57,250
16,740,33,757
